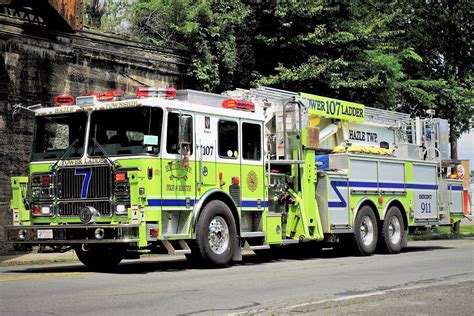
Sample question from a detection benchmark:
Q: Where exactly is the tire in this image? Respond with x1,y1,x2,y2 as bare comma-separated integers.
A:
380,206,404,254
195,200,237,267
352,205,378,256
75,245,123,270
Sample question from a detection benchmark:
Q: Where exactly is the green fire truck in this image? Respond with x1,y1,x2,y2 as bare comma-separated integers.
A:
5,86,466,269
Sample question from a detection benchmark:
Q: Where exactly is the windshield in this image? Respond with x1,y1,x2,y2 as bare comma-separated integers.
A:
32,112,87,161
88,107,163,156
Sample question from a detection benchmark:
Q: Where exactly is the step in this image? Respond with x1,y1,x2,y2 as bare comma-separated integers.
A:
281,239,299,245
249,245,271,250
241,231,265,238
162,240,191,255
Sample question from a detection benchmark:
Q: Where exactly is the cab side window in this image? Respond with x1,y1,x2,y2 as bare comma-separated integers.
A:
242,122,261,160
218,120,238,159
167,112,193,154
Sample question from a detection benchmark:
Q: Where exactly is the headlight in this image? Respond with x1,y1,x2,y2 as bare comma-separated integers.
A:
32,174,52,186
31,173,54,200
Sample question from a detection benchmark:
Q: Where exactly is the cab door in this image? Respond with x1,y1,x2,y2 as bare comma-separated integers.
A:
240,120,265,212
240,119,266,235
215,118,241,207
161,110,196,236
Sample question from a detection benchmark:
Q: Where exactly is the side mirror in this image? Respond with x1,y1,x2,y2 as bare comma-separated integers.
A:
179,115,192,169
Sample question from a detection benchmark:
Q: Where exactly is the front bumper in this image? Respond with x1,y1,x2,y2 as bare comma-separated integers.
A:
5,224,139,244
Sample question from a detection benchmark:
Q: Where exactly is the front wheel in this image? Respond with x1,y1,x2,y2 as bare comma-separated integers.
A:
352,205,378,256
75,245,123,270
195,200,237,267
380,206,404,254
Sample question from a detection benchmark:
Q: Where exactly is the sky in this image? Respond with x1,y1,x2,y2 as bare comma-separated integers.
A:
457,129,473,170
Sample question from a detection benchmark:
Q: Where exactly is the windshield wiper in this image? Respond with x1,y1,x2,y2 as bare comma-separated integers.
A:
91,138,120,169
50,138,80,172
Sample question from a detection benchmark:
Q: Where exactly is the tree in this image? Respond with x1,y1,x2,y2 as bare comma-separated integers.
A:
254,1,410,108
85,0,105,28
130,0,473,157
396,0,473,158
133,0,252,91
84,0,132,33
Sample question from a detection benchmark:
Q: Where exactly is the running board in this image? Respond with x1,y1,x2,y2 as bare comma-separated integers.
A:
281,239,299,245
162,240,191,255
241,231,265,238
248,245,270,250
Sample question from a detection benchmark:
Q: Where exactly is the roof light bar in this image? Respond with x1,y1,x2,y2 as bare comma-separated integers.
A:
86,90,124,101
136,87,176,100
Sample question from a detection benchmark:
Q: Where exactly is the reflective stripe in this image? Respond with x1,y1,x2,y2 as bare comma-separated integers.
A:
329,181,439,208
147,199,268,207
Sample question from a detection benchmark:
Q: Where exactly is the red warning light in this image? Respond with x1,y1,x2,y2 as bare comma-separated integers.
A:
54,95,75,106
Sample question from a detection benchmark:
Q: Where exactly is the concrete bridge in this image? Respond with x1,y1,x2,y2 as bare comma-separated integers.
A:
0,2,187,252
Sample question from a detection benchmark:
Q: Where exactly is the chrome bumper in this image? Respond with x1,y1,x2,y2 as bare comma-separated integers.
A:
5,224,140,244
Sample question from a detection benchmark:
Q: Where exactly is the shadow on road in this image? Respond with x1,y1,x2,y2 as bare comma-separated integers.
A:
4,243,453,275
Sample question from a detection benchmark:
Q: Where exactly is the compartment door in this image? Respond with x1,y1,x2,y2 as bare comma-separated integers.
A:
412,164,438,220
448,183,464,215
328,176,350,227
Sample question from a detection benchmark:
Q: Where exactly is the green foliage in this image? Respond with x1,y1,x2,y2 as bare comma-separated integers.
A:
83,0,132,33
129,0,473,145
132,0,251,91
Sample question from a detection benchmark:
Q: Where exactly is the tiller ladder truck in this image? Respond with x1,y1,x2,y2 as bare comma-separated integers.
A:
5,86,466,268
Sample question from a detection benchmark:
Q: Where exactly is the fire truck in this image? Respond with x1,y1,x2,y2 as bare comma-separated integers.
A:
5,86,467,269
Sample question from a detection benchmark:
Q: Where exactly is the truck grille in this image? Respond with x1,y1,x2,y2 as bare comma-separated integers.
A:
57,166,111,199
58,201,112,216
56,165,112,217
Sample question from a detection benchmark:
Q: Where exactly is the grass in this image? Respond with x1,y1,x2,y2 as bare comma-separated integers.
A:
436,225,474,234
409,224,474,241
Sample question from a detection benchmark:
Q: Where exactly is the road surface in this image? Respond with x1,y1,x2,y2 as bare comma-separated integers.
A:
1,239,473,315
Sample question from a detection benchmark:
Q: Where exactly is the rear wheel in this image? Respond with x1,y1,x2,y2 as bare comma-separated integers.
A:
195,200,237,267
352,205,378,256
75,245,123,270
380,206,404,254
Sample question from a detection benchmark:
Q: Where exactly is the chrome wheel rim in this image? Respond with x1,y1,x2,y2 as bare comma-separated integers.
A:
208,216,229,254
388,216,401,245
360,216,374,246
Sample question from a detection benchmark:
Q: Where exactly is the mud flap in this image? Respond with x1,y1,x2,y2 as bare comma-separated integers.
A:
402,230,408,248
232,238,242,261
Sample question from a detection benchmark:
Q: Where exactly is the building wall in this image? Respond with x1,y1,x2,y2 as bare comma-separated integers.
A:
0,20,187,253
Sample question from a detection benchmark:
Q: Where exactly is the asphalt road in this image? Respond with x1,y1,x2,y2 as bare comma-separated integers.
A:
1,239,473,315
